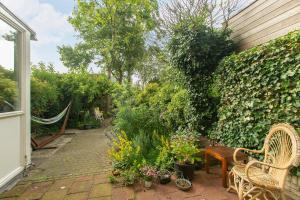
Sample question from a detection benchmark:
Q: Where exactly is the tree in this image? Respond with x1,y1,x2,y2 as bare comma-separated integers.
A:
160,0,243,33
58,43,94,72
69,0,159,83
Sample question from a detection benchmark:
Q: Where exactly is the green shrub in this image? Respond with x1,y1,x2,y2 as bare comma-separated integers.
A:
212,30,300,149
31,65,113,136
114,105,166,139
0,71,17,108
169,20,235,133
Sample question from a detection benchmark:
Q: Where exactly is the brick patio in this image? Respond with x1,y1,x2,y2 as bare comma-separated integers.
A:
0,126,240,200
0,170,238,200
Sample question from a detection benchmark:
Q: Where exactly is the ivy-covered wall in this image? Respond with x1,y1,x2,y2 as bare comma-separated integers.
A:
212,30,300,149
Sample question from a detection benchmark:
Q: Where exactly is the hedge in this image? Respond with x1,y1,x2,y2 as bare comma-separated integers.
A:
212,30,300,149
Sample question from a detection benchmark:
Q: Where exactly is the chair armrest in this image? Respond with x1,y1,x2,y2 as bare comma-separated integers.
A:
233,148,264,163
245,160,288,185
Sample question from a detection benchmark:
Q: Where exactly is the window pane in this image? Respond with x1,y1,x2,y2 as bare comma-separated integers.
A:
0,19,20,113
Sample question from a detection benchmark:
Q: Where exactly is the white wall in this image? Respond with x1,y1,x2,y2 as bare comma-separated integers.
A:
0,5,32,189
0,116,23,188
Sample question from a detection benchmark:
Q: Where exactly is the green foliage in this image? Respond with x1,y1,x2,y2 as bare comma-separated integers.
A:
114,105,166,140
169,20,235,133
155,137,174,170
109,131,144,185
60,72,112,127
0,71,17,107
31,64,113,136
69,0,159,82
170,134,200,165
212,30,300,149
58,43,94,72
31,77,59,116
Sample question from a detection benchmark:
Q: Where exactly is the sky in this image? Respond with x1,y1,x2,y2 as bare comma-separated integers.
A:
0,0,77,72
0,0,251,73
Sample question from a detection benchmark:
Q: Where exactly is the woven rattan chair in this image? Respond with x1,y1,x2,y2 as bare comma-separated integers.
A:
228,123,300,200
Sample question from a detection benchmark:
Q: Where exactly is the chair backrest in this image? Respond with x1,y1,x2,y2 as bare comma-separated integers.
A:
263,123,300,188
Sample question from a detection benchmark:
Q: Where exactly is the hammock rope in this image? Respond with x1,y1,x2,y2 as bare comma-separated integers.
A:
31,102,71,125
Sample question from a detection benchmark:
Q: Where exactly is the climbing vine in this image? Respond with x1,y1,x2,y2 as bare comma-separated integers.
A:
212,30,300,149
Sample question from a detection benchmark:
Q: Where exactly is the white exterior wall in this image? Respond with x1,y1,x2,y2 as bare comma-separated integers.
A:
0,6,31,189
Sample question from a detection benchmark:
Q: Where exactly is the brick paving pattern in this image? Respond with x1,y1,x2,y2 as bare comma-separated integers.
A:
0,170,239,200
0,125,252,200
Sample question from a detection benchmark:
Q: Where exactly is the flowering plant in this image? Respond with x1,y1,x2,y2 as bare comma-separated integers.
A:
140,165,157,181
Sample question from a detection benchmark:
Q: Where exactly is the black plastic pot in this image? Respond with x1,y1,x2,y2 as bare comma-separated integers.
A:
158,174,171,184
174,162,195,181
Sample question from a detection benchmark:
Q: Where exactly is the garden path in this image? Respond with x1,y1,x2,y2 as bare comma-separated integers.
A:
0,124,282,200
25,126,112,181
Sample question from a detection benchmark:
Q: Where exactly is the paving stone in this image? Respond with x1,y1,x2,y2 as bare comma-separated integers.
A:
0,183,30,198
88,197,111,200
111,187,134,200
76,175,93,182
42,190,67,200
49,179,74,191
135,189,161,200
64,192,88,200
68,181,93,194
17,191,44,200
0,197,17,200
29,181,53,193
89,184,111,198
93,174,109,184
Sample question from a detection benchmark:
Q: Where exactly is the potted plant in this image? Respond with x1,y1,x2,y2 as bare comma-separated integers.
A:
157,169,171,184
175,178,192,191
140,165,157,189
171,134,200,180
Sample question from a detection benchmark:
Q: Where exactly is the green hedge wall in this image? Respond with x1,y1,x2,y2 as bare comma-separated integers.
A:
212,30,300,149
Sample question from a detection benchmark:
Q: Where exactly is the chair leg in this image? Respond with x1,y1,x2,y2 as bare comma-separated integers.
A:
237,178,244,200
227,171,235,192
281,192,286,200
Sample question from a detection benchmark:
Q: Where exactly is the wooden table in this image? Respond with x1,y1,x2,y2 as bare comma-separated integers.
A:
205,146,246,188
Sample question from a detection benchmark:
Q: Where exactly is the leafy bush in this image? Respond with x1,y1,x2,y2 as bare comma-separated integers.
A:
59,72,112,127
212,30,300,149
31,77,60,116
31,65,113,136
171,134,200,165
109,131,143,171
169,20,235,133
0,71,17,109
114,105,166,139
155,137,174,170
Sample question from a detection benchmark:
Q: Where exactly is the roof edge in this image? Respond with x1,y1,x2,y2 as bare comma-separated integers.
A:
0,2,37,40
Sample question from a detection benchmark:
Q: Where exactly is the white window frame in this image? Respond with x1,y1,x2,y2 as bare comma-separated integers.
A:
0,10,27,119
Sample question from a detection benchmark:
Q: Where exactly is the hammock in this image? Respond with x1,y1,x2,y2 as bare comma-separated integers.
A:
31,102,72,150
32,102,71,124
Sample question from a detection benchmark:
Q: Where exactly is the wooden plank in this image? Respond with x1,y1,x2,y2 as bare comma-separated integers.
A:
237,13,300,44
229,0,279,28
232,4,300,41
229,0,266,24
231,0,299,38
240,22,300,50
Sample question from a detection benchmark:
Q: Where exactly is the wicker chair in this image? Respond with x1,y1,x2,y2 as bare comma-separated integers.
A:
228,123,300,200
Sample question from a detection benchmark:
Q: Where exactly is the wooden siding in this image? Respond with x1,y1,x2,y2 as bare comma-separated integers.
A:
228,0,300,50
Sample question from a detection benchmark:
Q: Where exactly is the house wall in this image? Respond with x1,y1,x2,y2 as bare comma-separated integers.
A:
0,116,22,187
0,6,31,190
228,0,300,50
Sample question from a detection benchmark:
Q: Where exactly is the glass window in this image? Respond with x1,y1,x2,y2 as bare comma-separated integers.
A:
0,19,21,113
